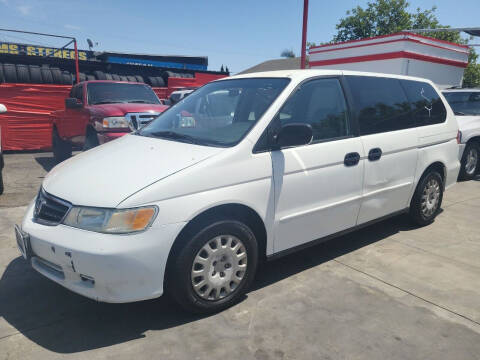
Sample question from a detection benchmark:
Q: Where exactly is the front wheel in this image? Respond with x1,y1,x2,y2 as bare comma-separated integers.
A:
409,171,443,226
167,220,258,314
83,129,99,151
52,129,72,164
0,169,4,195
459,142,479,181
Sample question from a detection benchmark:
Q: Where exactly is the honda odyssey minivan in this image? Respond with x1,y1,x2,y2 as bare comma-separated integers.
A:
16,70,460,313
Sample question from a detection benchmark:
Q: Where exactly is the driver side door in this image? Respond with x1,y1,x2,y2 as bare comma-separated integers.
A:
63,84,89,144
271,77,365,253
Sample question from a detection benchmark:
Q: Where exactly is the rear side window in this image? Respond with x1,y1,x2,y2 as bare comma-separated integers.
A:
277,78,350,142
401,80,446,125
346,76,413,135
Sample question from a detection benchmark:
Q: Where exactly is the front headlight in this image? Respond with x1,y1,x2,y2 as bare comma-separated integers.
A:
102,116,131,129
63,206,157,234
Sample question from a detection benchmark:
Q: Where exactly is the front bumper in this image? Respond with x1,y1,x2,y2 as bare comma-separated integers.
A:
20,201,185,303
97,131,129,145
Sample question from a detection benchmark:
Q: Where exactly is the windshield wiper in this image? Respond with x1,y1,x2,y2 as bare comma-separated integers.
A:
92,100,124,105
454,111,466,116
148,131,201,144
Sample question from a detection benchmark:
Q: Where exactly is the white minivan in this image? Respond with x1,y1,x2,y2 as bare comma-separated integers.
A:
16,70,460,313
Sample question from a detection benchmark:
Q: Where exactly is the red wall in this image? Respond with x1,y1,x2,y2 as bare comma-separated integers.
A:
0,72,226,151
0,83,71,150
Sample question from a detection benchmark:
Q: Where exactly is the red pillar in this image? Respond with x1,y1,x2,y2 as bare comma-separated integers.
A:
74,40,80,84
300,0,309,69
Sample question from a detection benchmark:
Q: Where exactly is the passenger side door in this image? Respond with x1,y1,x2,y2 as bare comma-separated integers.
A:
345,76,418,224
270,77,365,253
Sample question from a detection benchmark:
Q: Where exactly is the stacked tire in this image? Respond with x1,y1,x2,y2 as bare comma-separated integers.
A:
0,63,174,86
0,63,77,85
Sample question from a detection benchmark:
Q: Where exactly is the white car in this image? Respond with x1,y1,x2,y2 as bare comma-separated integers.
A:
16,70,460,313
442,89,480,180
169,88,196,104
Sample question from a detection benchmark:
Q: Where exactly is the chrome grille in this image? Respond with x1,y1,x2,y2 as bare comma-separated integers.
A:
33,190,72,225
125,112,160,130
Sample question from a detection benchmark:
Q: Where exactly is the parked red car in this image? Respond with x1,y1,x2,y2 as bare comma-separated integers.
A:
50,80,169,163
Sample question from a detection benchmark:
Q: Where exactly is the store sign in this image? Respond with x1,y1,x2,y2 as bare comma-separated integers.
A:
107,56,207,71
0,42,92,61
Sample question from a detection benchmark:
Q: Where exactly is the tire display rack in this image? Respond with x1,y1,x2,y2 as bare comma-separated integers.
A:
0,62,195,87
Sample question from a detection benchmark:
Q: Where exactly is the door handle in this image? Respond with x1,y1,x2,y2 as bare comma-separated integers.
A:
368,148,382,161
344,152,360,166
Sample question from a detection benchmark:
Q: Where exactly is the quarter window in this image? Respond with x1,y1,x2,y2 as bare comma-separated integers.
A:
276,78,350,142
346,76,413,135
401,80,446,125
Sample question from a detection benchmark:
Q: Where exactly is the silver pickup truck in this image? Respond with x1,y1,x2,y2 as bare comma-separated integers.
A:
443,89,480,181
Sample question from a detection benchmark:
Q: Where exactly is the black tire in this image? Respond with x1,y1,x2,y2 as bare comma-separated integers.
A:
134,75,144,83
83,128,99,151
50,68,63,84
0,64,5,83
40,67,53,84
147,76,158,87
28,65,43,83
409,170,444,226
52,128,72,164
94,70,106,80
3,64,17,83
86,74,95,81
167,219,258,314
105,73,113,81
155,76,165,87
111,74,121,81
16,64,31,83
126,75,137,82
77,72,87,83
0,169,3,195
62,71,73,85
458,142,480,181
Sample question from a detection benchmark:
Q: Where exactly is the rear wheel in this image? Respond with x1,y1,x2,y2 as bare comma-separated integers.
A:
409,171,443,226
52,128,72,164
168,220,258,313
459,142,479,181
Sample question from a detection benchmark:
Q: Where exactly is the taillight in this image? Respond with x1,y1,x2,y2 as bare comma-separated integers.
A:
456,130,462,144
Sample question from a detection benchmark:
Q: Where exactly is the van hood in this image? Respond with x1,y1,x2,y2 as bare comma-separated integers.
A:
42,134,222,207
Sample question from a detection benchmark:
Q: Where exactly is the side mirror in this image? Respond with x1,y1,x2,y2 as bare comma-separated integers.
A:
275,123,313,148
0,104,6,114
65,98,82,109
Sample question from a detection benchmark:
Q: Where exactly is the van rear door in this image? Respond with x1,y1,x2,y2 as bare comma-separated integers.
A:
345,75,418,224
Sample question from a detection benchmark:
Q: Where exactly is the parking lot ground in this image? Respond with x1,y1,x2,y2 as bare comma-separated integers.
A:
0,152,479,360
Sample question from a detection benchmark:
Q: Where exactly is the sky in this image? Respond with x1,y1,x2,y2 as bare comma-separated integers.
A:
0,0,478,74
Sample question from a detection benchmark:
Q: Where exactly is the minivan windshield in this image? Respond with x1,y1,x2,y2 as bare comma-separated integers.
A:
87,82,160,105
137,78,290,147
443,91,480,116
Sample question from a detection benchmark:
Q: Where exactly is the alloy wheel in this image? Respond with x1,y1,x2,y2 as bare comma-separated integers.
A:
421,178,441,218
465,148,478,176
